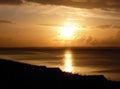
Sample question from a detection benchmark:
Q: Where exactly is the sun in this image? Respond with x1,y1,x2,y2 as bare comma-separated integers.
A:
60,22,78,39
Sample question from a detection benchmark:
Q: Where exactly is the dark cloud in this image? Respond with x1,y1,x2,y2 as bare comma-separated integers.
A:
0,0,120,10
0,19,13,24
0,0,23,5
26,0,120,10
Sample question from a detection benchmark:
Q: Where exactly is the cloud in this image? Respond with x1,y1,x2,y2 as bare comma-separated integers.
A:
113,25,120,29
0,0,120,10
38,23,62,27
0,19,13,24
89,32,120,46
96,25,112,29
0,0,23,5
96,25,120,29
26,0,120,10
100,38,120,46
75,30,120,47
85,36,120,47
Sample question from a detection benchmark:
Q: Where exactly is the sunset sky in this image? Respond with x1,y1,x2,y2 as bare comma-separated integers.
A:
0,0,120,47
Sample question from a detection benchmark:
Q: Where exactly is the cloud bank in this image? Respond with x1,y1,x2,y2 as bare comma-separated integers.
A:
0,0,119,10
0,0,23,5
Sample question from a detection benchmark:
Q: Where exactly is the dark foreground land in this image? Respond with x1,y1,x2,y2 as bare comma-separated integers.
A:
0,59,120,89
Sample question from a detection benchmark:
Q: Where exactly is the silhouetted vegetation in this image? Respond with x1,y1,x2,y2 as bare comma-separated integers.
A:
0,59,120,89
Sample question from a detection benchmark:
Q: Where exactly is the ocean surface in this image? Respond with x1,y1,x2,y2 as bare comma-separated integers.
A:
0,48,120,81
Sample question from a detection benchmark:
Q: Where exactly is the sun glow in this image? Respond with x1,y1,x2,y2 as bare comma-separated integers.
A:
60,22,78,39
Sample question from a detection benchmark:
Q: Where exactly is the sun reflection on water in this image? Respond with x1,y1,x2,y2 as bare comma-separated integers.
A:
64,51,73,72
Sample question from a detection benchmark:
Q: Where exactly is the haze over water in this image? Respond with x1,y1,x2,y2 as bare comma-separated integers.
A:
0,48,120,81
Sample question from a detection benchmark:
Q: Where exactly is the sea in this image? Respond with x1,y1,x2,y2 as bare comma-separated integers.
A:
0,47,120,81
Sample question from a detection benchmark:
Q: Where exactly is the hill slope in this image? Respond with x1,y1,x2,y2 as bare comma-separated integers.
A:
0,59,120,89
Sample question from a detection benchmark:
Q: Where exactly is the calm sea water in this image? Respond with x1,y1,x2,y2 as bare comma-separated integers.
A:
0,48,120,81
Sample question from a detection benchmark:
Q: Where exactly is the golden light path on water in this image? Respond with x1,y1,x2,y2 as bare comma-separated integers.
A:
64,50,73,72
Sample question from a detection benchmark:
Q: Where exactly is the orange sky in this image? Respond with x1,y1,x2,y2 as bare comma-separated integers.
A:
0,0,120,47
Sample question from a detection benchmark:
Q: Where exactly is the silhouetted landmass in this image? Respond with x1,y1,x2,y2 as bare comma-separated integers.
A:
0,59,120,89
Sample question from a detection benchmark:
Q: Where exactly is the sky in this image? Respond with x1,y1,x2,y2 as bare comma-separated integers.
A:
0,0,120,47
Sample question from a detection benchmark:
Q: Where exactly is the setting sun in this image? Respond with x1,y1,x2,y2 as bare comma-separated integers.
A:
60,22,78,39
